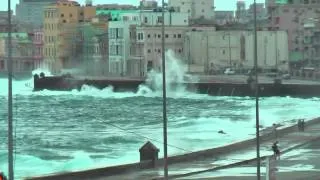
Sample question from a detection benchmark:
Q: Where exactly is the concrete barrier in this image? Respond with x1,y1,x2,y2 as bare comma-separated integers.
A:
25,117,320,180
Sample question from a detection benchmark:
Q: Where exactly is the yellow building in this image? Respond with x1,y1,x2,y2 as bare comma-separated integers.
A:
43,0,96,73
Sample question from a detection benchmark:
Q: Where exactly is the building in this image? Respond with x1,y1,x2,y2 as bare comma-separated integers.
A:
140,0,158,10
236,0,246,20
128,26,190,77
96,4,137,10
0,33,35,74
30,29,44,69
16,0,58,28
215,11,234,25
76,18,109,75
266,0,320,68
168,0,215,20
184,30,289,74
108,10,190,76
43,0,96,73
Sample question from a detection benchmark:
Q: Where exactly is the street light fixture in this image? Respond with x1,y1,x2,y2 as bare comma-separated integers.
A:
253,0,261,180
161,0,168,179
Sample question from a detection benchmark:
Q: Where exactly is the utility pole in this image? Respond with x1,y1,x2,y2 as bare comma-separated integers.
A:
7,0,14,179
161,0,168,179
253,0,261,179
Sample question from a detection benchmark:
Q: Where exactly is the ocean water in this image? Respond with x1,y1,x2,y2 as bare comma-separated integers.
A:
0,51,320,179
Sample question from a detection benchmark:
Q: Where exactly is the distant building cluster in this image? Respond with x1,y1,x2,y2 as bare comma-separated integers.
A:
1,0,319,76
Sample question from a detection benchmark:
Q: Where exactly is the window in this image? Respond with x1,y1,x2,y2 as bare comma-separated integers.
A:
138,33,144,40
147,49,151,53
144,17,148,23
165,34,169,38
63,19,66,23
173,34,177,38
202,9,205,13
147,34,151,38
222,50,225,54
157,16,163,23
61,13,64,17
178,34,182,38
158,34,161,38
69,13,73,17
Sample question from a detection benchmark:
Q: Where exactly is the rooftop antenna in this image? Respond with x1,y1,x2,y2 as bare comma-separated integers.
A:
7,0,14,179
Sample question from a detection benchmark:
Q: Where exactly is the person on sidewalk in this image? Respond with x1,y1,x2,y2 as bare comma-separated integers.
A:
272,141,281,160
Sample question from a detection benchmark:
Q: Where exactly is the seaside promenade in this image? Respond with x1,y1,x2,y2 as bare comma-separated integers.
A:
27,117,320,180
101,118,320,180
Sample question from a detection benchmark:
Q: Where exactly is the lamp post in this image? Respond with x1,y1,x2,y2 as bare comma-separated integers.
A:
253,0,261,180
7,0,14,179
161,0,168,179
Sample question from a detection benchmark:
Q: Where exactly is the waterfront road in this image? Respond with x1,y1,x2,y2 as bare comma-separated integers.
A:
94,119,320,180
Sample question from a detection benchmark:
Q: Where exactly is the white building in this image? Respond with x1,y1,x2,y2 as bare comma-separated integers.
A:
184,30,289,74
108,11,189,76
168,0,215,20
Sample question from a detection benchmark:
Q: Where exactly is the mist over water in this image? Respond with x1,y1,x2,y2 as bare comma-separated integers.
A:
0,51,320,179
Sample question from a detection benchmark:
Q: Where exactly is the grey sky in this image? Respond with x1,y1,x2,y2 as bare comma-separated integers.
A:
2,0,265,12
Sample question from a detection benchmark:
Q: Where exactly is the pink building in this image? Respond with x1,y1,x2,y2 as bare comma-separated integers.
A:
30,29,44,69
267,0,320,67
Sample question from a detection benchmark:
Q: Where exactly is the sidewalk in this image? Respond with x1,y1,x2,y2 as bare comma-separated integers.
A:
173,124,320,180
101,119,320,180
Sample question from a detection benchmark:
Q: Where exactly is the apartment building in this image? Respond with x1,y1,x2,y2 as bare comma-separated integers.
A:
168,0,215,20
43,0,96,73
16,0,58,27
266,0,320,67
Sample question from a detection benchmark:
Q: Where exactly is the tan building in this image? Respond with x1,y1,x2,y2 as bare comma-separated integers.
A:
184,30,289,74
128,26,189,77
43,0,96,73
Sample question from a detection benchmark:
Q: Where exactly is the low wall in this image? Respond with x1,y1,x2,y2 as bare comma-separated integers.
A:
25,117,320,180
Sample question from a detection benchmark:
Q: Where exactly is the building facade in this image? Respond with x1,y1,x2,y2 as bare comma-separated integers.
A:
168,0,215,20
31,29,44,69
108,11,189,76
0,33,35,74
184,30,289,74
215,11,234,25
43,0,96,73
266,0,320,67
16,0,58,28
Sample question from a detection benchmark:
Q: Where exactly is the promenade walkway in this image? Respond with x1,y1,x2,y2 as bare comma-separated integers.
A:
103,119,320,180
26,117,320,180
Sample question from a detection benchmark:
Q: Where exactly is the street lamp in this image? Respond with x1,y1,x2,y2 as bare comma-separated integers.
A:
161,0,168,179
253,0,261,180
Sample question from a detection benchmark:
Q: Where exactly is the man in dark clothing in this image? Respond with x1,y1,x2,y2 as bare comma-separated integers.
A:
272,141,280,160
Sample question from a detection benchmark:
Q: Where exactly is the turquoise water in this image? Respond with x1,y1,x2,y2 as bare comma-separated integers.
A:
0,77,320,179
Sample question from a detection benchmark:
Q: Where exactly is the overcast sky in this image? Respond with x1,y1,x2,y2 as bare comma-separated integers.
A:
1,0,265,12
